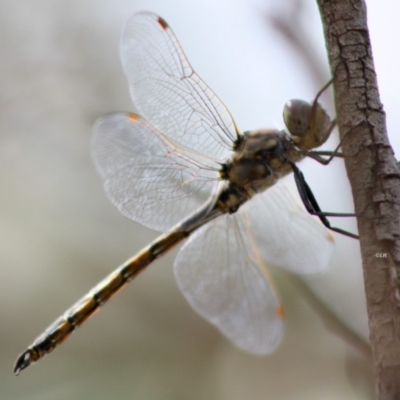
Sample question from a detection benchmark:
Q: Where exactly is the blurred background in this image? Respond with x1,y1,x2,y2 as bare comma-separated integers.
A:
1,0,398,398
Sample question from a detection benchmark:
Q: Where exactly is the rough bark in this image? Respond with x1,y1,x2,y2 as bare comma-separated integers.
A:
316,0,400,398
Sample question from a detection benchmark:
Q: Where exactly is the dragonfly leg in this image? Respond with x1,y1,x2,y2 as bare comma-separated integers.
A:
289,161,359,239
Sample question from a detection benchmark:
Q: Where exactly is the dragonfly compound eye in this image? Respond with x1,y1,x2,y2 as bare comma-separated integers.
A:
283,99,312,137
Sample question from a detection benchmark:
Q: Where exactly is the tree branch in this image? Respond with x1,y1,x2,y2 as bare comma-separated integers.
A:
316,0,400,397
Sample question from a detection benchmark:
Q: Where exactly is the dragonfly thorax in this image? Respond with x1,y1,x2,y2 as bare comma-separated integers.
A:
221,129,302,197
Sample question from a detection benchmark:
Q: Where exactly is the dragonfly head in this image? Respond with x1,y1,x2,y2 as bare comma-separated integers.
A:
283,99,332,151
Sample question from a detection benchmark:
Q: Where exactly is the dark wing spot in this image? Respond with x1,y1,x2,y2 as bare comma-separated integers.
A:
157,17,168,30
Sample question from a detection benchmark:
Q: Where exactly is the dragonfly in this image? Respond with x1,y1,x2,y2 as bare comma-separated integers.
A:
14,11,353,375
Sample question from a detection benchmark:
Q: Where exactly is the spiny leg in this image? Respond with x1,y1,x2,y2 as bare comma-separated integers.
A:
304,119,364,166
312,78,333,105
306,79,367,165
309,78,335,144
289,161,359,240
308,150,343,159
289,79,358,238
284,78,337,150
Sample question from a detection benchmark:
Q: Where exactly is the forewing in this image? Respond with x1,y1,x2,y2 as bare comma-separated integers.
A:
92,113,220,232
174,212,284,354
244,183,334,274
120,12,239,161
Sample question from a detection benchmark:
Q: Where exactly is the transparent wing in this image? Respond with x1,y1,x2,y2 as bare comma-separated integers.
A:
120,12,239,161
92,113,220,232
244,183,335,274
174,212,284,355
